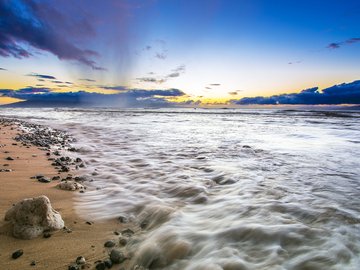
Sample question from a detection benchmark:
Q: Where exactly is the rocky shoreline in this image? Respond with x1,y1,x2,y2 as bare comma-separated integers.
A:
0,117,140,270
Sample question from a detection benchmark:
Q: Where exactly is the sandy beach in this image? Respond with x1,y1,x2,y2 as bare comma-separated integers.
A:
0,120,131,270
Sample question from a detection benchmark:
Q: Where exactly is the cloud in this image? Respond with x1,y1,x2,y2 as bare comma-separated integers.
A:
210,83,221,86
0,86,186,108
228,90,242,96
0,0,104,70
155,52,167,60
100,85,127,91
79,78,96,82
52,80,63,84
327,38,360,49
136,77,165,84
0,67,6,70
233,80,360,105
27,73,56,79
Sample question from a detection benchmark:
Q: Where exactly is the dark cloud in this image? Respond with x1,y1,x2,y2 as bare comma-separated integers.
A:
79,78,96,82
136,77,164,84
27,73,56,80
167,72,180,78
210,83,221,86
228,90,242,96
52,80,63,84
0,0,104,70
100,85,127,91
0,87,186,108
327,38,360,49
233,80,360,105
173,65,186,73
0,67,6,70
288,61,302,65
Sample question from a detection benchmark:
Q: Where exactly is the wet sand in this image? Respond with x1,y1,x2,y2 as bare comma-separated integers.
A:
0,121,129,270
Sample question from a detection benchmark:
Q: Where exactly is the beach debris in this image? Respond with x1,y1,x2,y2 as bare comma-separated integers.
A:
12,249,24,259
56,180,84,191
5,195,64,239
104,240,116,248
110,249,126,264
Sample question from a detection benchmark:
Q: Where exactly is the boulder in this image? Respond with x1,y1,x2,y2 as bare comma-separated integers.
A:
5,195,64,239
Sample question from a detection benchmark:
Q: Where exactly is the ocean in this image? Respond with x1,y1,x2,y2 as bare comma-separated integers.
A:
1,107,360,269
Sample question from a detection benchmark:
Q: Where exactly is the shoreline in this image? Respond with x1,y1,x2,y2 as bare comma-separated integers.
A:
0,118,133,270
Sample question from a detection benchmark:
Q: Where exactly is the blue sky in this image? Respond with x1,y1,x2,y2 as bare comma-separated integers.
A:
0,0,359,106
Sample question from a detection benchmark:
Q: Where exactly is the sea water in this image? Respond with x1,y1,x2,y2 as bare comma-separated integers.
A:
1,108,360,269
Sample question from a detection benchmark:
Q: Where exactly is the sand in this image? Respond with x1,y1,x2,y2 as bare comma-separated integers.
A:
0,122,129,269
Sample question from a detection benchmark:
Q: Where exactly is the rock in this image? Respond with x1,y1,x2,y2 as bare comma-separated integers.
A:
6,156,14,160
118,216,128,223
121,228,134,237
110,249,126,264
38,176,51,183
30,260,36,266
68,265,80,270
96,261,106,270
5,195,64,239
52,176,60,181
76,256,86,265
104,258,113,268
12,249,23,259
43,232,52,238
104,240,116,248
119,237,127,246
56,181,84,191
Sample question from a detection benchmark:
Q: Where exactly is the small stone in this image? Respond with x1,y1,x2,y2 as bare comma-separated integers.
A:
118,216,128,223
30,260,36,266
110,249,126,264
12,249,23,259
85,221,93,225
52,176,60,181
121,228,134,237
6,156,14,160
38,176,51,183
103,258,113,268
43,232,51,238
104,240,116,248
68,265,80,270
114,231,120,235
95,261,106,270
76,256,86,265
119,237,127,246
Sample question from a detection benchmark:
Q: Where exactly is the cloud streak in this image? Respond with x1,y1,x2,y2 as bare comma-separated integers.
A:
327,38,360,49
0,0,105,70
27,73,56,80
233,80,360,105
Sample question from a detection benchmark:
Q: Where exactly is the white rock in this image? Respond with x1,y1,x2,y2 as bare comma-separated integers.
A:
56,181,84,191
5,195,64,239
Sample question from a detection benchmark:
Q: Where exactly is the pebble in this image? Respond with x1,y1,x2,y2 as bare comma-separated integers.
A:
119,237,127,246
104,240,116,248
118,216,128,223
12,249,24,259
110,249,126,264
68,265,80,270
75,256,86,265
30,260,36,266
38,176,51,183
121,228,134,237
85,221,93,225
6,156,14,160
43,232,52,238
95,261,106,270
103,258,113,268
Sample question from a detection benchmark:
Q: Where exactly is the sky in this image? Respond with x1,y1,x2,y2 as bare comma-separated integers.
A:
0,0,359,107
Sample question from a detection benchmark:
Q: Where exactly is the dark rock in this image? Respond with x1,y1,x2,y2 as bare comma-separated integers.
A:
52,176,60,181
35,174,45,179
30,260,36,266
104,258,113,268
95,261,106,270
104,240,116,248
114,231,120,235
110,249,126,264
76,256,86,265
121,228,134,237
12,249,23,259
68,265,80,270
38,176,51,183
6,156,14,160
119,237,127,246
85,221,93,225
75,157,82,163
43,232,51,238
118,216,128,223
